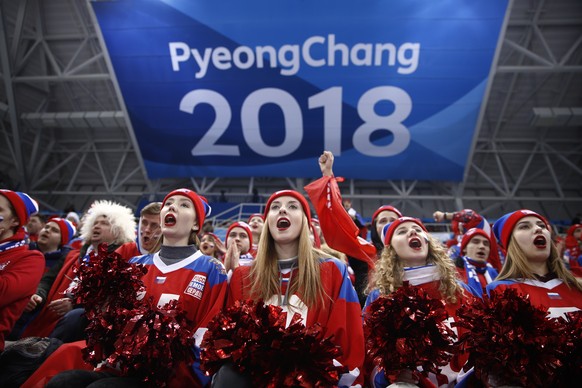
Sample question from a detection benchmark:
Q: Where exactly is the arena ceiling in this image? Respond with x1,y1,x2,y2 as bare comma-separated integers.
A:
0,0,581,222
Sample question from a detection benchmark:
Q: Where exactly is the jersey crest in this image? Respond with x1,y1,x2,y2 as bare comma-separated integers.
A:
185,273,207,299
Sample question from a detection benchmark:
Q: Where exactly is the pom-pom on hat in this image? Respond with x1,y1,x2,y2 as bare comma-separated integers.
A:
263,190,312,225
382,216,427,247
162,188,212,230
50,217,77,246
372,205,403,224
493,209,549,249
0,189,39,227
65,211,80,227
225,221,253,248
460,228,491,255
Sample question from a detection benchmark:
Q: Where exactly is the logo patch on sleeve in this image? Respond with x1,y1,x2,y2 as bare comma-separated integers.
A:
185,274,206,299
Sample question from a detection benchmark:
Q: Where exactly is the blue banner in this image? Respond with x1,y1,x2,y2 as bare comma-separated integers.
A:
92,0,508,181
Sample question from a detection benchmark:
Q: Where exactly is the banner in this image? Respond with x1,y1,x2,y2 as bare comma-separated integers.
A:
92,0,509,181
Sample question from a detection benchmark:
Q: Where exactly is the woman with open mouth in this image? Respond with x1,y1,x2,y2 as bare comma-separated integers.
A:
45,188,228,388
246,213,264,257
488,209,582,316
199,232,225,262
364,216,476,388
222,189,365,387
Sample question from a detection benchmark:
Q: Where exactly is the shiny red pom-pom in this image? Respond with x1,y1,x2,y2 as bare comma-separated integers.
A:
454,288,566,386
555,310,582,383
363,283,456,383
107,298,195,387
72,243,147,313
201,299,347,387
73,243,148,365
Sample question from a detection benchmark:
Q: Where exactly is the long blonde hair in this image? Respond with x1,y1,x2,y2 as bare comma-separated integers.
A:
367,234,463,303
497,236,582,292
248,213,327,308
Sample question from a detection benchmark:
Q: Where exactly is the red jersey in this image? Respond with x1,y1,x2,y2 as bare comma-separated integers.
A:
486,278,582,318
228,257,365,385
130,251,228,387
115,241,140,261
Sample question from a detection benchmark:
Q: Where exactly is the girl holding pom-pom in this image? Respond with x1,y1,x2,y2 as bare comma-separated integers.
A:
46,189,228,388
224,189,365,387
453,210,582,387
364,217,476,388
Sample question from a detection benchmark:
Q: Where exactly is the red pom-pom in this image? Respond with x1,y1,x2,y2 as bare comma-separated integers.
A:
201,299,347,387
363,283,457,383
454,288,566,386
556,310,582,383
72,243,147,314
107,298,195,387
72,243,148,365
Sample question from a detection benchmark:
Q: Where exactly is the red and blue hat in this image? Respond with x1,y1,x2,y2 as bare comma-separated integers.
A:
264,190,312,225
382,216,427,247
247,213,264,223
162,189,212,229
49,217,77,246
493,209,549,249
226,221,253,248
0,189,39,228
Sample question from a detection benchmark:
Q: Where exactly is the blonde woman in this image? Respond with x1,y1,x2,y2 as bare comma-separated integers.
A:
226,190,364,386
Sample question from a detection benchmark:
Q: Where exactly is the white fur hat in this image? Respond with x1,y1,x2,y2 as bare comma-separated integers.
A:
80,200,136,245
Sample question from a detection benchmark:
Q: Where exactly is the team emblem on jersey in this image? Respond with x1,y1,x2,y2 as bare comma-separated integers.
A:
185,274,206,299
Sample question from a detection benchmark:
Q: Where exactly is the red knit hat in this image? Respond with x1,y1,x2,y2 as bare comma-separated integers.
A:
247,213,264,223
0,189,39,228
226,221,253,248
567,224,582,239
460,228,491,255
372,205,403,224
162,188,211,230
493,209,549,249
48,217,77,246
263,190,312,225
382,216,427,247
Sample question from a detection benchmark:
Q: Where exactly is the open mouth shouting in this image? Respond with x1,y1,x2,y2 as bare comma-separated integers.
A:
408,236,422,250
276,217,291,231
533,235,547,249
164,213,176,227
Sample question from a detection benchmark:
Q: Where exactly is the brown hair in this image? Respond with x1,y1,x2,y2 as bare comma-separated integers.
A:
497,236,582,292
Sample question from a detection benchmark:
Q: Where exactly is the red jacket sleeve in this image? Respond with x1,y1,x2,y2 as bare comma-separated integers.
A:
304,176,376,269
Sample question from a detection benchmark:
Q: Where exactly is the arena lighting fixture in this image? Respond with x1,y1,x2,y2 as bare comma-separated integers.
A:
530,107,582,127
20,111,125,129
